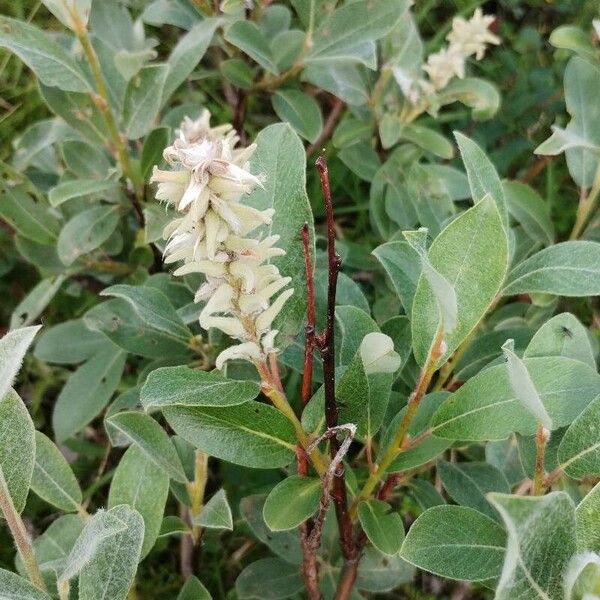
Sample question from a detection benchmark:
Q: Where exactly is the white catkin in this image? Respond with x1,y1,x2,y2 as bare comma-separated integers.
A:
394,8,501,103
150,110,293,369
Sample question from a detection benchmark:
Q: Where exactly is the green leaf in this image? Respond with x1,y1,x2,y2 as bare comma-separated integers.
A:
455,132,508,229
141,127,170,180
0,185,60,245
307,0,409,65
339,142,381,181
105,411,187,483
488,492,577,600
61,140,111,179
263,476,321,531
550,25,598,62
224,21,279,74
335,305,379,366
162,402,296,469
162,18,221,104
108,445,169,558
0,16,90,92
437,460,510,520
59,508,130,583
502,241,600,297
438,78,500,120
535,125,599,157
31,431,82,513
372,241,421,313
502,339,553,430
558,394,600,479
432,357,600,440
41,0,91,30
38,84,106,147
177,576,212,600
409,478,445,510
400,124,453,159
57,205,120,266
0,325,41,401
503,181,554,246
101,284,192,344
358,499,405,556
77,505,144,600
411,196,509,366
0,389,35,514
0,569,51,599
53,345,127,442
400,505,506,581
383,394,452,473
142,0,201,29
271,89,323,143
221,58,254,89
404,228,457,333
236,558,303,600
557,57,600,187
245,124,313,345
158,515,189,538
356,548,414,592
48,179,119,207
84,298,191,359
10,275,66,329
576,482,600,553
454,327,533,381
524,312,595,369
141,366,259,410
240,495,301,565
34,319,107,365
194,489,233,530
302,63,369,106
123,64,169,140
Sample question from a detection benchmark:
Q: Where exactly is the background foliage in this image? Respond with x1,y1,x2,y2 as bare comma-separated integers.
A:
1,0,600,599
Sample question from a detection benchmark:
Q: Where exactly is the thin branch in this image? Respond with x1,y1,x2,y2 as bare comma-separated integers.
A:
306,424,356,550
301,223,316,407
306,98,345,157
66,2,144,219
0,468,47,592
298,227,321,598
350,326,446,518
297,445,322,600
533,425,549,496
314,154,355,564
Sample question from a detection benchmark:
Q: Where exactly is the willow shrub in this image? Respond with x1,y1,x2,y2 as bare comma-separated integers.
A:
1,1,600,599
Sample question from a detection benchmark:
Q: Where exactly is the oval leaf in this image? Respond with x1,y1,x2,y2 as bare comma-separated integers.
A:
263,476,321,531
141,366,259,410
411,196,509,366
400,505,506,581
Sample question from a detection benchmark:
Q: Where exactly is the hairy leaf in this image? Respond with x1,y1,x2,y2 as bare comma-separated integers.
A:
108,445,169,558
432,357,600,440
400,505,506,581
503,241,600,297
162,403,296,469
411,196,508,366
105,411,187,482
141,366,259,410
0,390,36,514
31,431,82,513
488,492,577,599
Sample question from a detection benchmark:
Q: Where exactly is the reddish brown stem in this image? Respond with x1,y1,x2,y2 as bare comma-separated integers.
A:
306,98,345,157
297,447,323,599
301,223,316,406
315,155,355,565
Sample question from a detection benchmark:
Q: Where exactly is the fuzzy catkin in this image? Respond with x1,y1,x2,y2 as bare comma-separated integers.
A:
151,111,293,369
